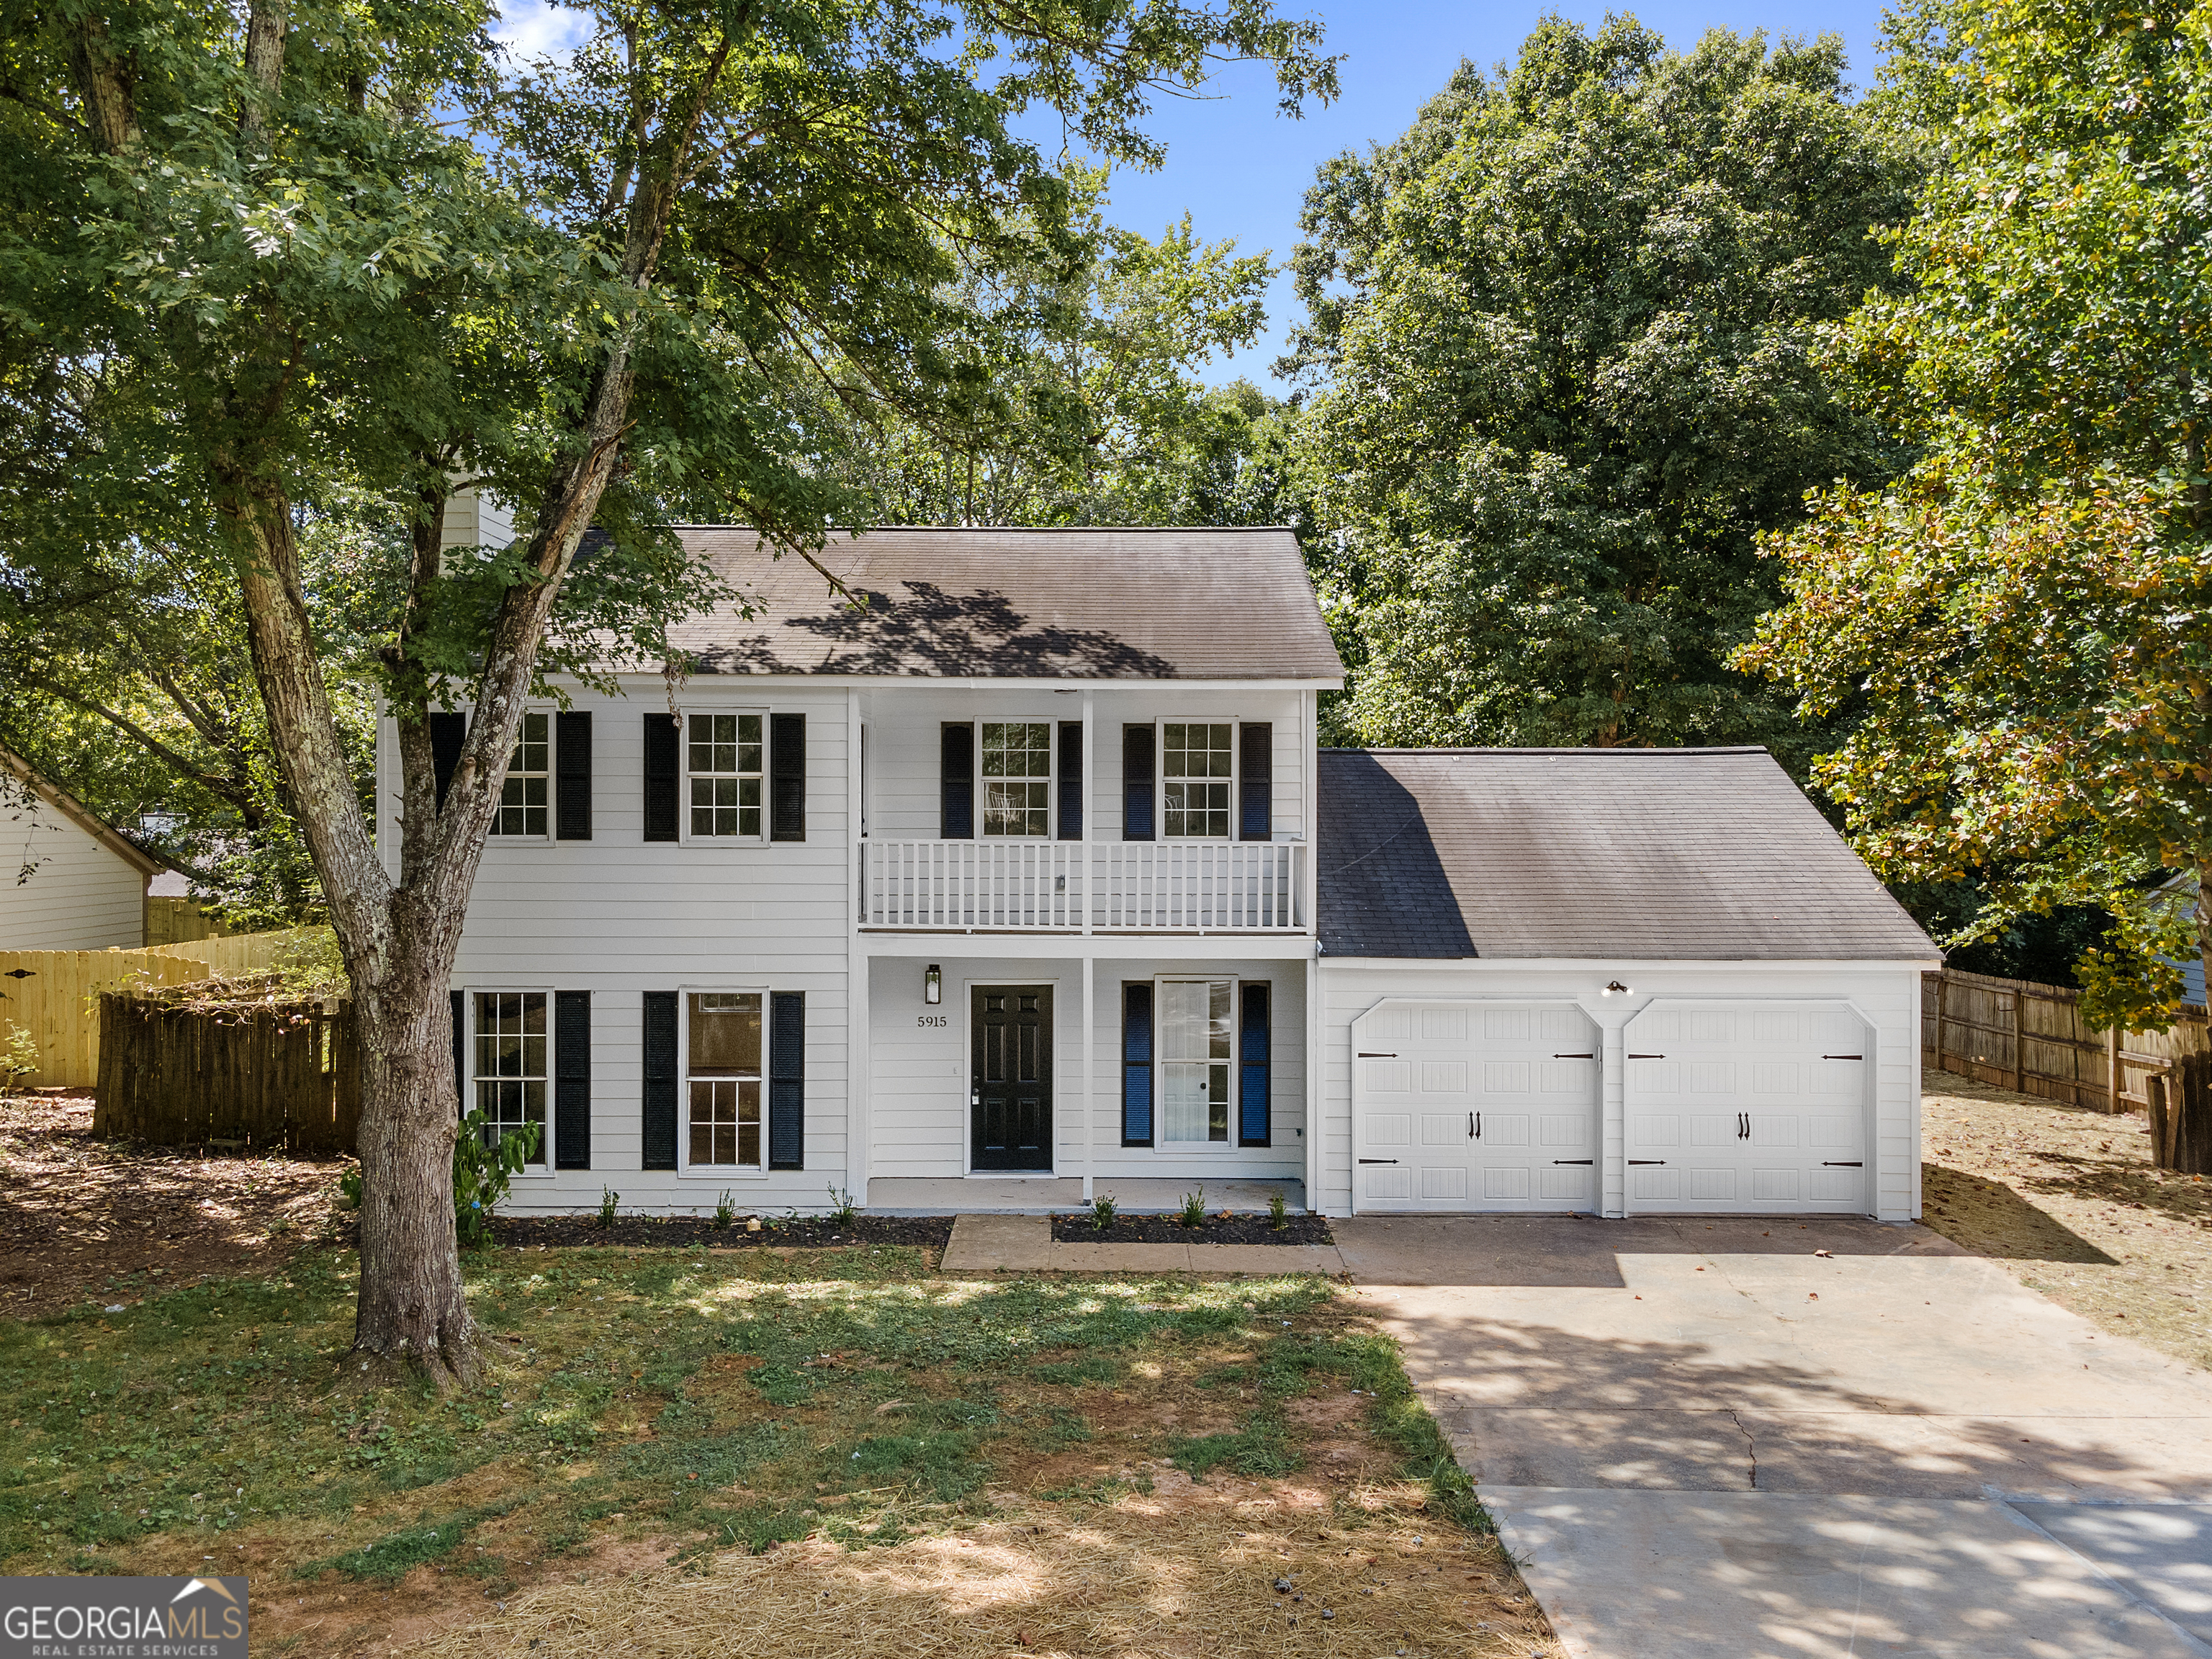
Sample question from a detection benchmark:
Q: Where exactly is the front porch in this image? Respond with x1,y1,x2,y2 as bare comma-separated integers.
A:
866,1174,1307,1215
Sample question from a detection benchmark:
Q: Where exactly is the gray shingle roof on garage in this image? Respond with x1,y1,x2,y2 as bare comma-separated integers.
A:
657,526,1344,680
1318,747,1941,962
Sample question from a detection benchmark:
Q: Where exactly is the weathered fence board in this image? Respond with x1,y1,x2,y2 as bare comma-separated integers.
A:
0,926,335,1088
92,994,360,1154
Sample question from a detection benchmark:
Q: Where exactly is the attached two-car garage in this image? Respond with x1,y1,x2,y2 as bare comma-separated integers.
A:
1314,749,1942,1222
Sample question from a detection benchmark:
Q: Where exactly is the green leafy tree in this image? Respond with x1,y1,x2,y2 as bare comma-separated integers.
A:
1737,0,2212,1025
1285,17,1918,751
0,0,1332,1386
804,176,1293,526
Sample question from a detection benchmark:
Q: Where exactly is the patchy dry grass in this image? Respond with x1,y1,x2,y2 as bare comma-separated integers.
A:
1922,1068,2212,1367
2,1244,1547,1658
0,1090,350,1318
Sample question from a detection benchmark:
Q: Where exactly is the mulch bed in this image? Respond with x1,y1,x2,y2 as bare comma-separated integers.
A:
1051,1211,1335,1245
489,1213,954,1251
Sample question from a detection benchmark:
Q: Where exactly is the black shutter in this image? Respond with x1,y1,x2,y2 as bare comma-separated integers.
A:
769,991,804,1169
555,711,593,840
642,713,680,842
770,712,806,842
554,990,591,1169
430,713,467,812
1238,981,1271,1147
940,722,974,839
642,991,678,1169
450,989,467,1114
1121,724,1155,842
1056,721,1083,840
1122,982,1154,1146
1239,722,1273,842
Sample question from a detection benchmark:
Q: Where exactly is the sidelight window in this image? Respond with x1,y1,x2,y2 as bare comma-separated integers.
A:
1156,979,1233,1143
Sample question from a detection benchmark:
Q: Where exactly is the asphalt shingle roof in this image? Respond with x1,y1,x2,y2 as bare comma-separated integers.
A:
658,526,1344,681
1318,747,1941,962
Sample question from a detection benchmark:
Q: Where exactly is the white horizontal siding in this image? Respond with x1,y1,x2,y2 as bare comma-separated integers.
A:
0,811,143,950
1317,961,1923,1221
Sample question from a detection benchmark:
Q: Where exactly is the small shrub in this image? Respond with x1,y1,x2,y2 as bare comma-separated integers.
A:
1268,1190,1288,1231
1177,1187,1207,1228
825,1185,859,1228
337,1166,363,1210
712,1190,736,1230
453,1109,540,1248
1087,1193,1118,1231
596,1187,620,1229
0,1023,40,1093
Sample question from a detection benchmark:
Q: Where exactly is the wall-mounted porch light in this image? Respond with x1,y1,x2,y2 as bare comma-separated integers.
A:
925,964,943,1005
1600,980,1632,997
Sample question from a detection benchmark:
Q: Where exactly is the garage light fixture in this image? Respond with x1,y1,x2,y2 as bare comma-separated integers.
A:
1601,981,1632,997
925,964,943,1005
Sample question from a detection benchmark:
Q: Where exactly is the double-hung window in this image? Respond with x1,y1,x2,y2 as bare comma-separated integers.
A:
981,721,1051,836
1161,722,1233,838
1156,978,1233,1144
472,991,548,1165
490,713,550,837
687,992,763,1167
689,714,763,838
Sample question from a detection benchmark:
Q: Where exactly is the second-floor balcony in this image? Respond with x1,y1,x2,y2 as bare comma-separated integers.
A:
860,840,1305,932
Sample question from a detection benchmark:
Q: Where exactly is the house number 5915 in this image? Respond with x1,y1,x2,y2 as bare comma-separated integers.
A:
917,1015,948,1028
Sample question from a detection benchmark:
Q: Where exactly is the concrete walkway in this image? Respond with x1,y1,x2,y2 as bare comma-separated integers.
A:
871,1176,1303,1216
940,1213,1344,1274
1335,1215,2212,1659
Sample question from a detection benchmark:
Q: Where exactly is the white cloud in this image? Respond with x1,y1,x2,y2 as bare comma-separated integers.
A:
490,0,592,64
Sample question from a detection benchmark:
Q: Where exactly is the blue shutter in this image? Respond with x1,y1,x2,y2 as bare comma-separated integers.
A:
430,713,467,812
1238,981,1270,1147
770,712,806,842
1238,723,1272,842
1122,982,1154,1146
642,992,678,1169
1056,720,1083,840
642,714,680,842
940,723,974,838
555,711,593,840
1121,724,1154,841
554,990,591,1169
769,991,805,1169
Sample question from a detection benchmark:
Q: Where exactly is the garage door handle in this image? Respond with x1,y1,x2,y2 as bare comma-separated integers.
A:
1553,1052,1593,1058
1358,1158,1398,1165
1552,1159,1593,1166
1470,1112,1480,1140
1628,1053,1665,1059
1822,1161,1863,1167
1739,1112,1749,1139
1822,1054,1863,1060
1629,1159,1666,1166
1359,1051,1398,1058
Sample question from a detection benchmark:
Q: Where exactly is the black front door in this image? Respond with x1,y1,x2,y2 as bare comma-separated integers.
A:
971,985,1052,1171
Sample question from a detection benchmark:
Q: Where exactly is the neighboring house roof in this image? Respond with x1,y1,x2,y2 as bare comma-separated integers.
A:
655,526,1345,681
1317,747,1941,962
0,745,166,878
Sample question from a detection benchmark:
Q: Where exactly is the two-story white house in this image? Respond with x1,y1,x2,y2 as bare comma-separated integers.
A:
380,518,1941,1221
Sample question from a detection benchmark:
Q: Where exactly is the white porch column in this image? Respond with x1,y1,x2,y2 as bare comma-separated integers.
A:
847,689,871,1205
1082,953,1096,1200
1305,950,1321,1214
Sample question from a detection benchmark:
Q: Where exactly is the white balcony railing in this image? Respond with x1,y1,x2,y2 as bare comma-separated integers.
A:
860,840,1303,932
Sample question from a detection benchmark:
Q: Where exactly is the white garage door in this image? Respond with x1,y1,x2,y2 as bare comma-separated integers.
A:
1355,1001,1600,1212
1623,1002,1870,1214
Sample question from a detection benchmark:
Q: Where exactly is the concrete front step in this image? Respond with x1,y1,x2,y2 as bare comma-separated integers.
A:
940,1213,1343,1275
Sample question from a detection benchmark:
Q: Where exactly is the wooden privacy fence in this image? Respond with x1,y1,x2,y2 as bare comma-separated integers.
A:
92,994,361,1154
0,925,333,1088
1923,966,2208,1112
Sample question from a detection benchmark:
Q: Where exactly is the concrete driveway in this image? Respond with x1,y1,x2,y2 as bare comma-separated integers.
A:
1335,1215,2212,1658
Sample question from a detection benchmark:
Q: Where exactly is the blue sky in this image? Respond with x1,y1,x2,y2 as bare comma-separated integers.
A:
493,0,1893,387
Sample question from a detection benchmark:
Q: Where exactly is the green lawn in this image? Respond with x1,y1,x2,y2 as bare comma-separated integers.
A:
1,1244,1486,1613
